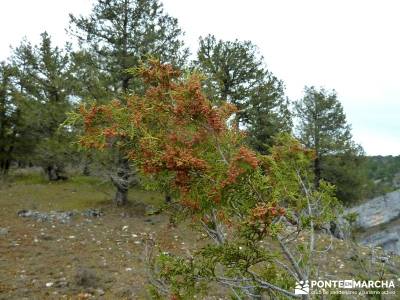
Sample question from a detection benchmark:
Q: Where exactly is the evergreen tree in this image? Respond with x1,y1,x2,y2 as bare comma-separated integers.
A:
11,32,75,180
295,86,368,204
69,0,188,205
195,35,291,153
70,62,340,299
0,62,17,174
246,81,292,154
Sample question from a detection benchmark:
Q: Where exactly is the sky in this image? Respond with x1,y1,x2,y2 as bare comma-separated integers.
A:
0,0,399,155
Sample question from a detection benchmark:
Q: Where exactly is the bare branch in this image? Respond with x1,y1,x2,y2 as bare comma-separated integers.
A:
277,235,306,281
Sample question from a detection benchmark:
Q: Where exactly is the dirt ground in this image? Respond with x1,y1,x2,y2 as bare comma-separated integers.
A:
0,174,202,299
1,172,399,299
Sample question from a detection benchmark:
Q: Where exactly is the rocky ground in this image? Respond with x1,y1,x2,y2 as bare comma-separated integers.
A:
1,173,400,299
347,189,400,254
0,174,201,299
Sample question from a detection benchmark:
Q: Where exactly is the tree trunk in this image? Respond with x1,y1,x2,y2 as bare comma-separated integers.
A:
314,156,321,189
47,165,59,181
115,186,128,206
46,165,68,181
0,159,10,175
112,156,130,206
4,159,10,174
82,163,91,176
82,153,92,176
165,193,172,203
112,2,131,207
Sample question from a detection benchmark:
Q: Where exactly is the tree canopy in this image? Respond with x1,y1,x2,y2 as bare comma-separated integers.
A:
69,61,340,299
196,35,291,153
6,32,76,180
69,0,188,95
295,86,369,204
68,0,189,205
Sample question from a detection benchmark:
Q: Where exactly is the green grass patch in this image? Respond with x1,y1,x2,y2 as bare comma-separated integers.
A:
11,172,47,185
0,172,164,212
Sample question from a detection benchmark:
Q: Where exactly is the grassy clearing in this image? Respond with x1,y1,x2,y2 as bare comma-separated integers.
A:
0,169,163,212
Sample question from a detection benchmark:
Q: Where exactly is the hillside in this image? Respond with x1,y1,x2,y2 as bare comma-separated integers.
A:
365,156,400,195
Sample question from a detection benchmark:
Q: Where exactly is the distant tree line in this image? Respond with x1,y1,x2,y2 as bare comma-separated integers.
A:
365,155,400,195
0,0,372,206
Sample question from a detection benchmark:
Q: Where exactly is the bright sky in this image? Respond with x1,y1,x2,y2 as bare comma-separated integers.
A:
1,0,399,155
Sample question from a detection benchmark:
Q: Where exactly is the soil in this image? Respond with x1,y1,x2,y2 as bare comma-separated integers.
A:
0,176,201,299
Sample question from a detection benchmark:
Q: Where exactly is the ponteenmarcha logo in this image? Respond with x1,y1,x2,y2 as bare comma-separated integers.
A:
295,280,310,295
294,279,396,295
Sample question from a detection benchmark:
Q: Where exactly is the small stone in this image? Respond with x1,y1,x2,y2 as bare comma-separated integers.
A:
77,293,92,299
379,256,389,263
54,278,69,288
96,289,105,296
0,228,9,236
82,208,103,218
46,282,54,287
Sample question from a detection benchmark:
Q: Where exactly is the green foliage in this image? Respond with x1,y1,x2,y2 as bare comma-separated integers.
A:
364,155,400,196
69,0,188,96
10,32,77,179
0,62,18,174
71,62,340,298
195,35,291,153
322,148,371,203
147,133,340,298
295,87,352,154
295,86,370,205
68,0,189,204
70,50,113,103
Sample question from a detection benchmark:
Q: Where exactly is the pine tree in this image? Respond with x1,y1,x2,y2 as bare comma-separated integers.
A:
69,0,188,95
69,0,188,205
195,35,291,153
11,32,75,180
295,86,368,204
0,62,17,174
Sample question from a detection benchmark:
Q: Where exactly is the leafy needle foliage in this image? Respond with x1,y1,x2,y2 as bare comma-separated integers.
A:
70,61,340,299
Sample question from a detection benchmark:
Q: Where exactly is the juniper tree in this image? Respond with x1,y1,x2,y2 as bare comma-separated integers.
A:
69,61,340,299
